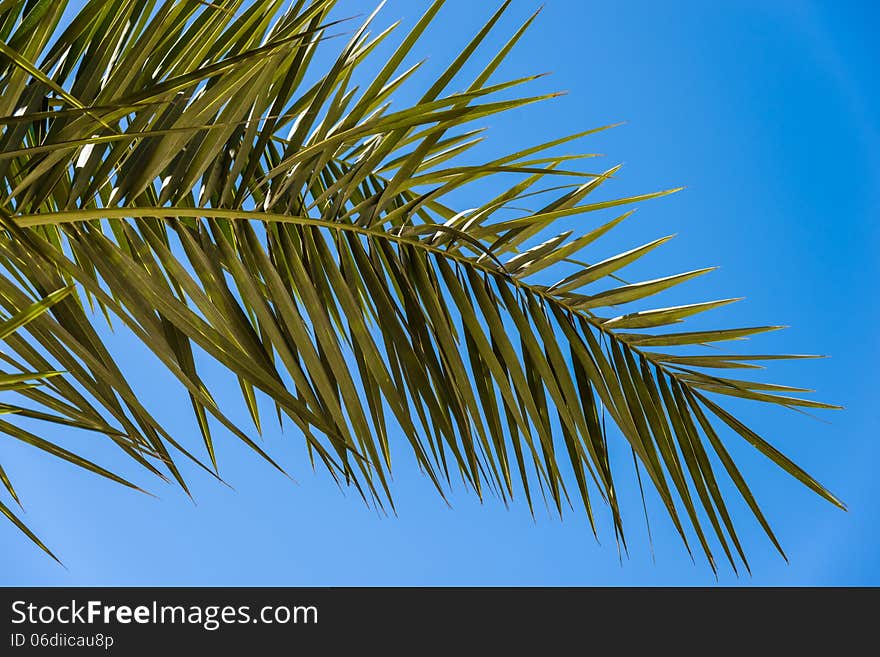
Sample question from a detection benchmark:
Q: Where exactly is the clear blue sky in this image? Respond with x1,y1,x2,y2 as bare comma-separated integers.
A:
2,0,878,586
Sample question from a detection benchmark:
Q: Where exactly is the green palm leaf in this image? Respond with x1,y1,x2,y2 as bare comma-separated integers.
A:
0,0,841,571
0,284,153,563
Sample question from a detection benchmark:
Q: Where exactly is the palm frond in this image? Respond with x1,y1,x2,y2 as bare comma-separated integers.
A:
0,0,841,571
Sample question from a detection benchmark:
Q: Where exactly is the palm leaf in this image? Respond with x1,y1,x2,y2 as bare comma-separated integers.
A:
0,284,154,563
0,0,841,570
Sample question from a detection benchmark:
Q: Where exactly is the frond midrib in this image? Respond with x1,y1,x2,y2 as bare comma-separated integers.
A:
12,203,717,395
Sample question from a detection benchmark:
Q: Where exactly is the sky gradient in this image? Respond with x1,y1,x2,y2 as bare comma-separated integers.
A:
2,0,878,586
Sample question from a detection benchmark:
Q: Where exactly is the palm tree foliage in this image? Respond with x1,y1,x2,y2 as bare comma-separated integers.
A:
0,0,842,571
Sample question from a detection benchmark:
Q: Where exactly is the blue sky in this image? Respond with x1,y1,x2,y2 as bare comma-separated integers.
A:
2,0,878,586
